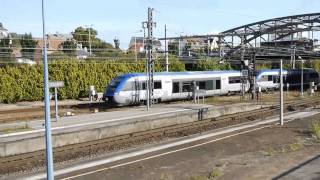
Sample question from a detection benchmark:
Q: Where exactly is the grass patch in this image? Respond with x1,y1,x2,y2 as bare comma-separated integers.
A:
311,120,320,141
208,168,222,179
189,168,222,180
159,173,171,180
284,138,303,152
265,146,275,156
189,175,208,180
289,142,302,151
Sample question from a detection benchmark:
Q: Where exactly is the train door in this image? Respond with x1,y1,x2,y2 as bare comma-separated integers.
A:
181,81,193,99
153,80,163,101
132,79,140,104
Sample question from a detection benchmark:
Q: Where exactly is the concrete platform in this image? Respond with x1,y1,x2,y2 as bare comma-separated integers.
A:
0,102,269,157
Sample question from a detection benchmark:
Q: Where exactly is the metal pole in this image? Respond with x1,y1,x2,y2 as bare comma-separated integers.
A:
135,36,137,61
301,59,304,97
147,7,155,108
280,59,284,126
293,46,296,69
178,38,181,56
88,26,92,55
165,24,169,72
146,59,150,110
54,87,58,122
42,0,54,179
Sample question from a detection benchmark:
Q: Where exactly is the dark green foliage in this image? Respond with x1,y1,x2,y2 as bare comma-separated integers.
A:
0,57,237,103
313,59,320,72
72,26,114,54
192,58,232,71
60,39,77,56
0,38,14,62
0,58,185,103
19,33,38,60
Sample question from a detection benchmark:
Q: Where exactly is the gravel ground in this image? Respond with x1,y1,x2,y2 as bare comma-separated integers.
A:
65,114,320,180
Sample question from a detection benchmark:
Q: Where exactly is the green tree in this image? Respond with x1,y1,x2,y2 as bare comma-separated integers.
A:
168,41,179,55
0,37,14,62
60,39,77,56
72,26,114,54
19,33,38,60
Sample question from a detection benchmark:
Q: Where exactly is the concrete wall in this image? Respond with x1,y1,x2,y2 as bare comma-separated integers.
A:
0,103,269,157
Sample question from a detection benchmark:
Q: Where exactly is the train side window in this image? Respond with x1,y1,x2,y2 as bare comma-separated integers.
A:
198,81,206,90
154,81,162,89
141,82,146,90
268,75,273,81
260,75,268,82
182,82,191,92
229,76,241,84
206,80,214,90
215,80,221,89
172,82,180,93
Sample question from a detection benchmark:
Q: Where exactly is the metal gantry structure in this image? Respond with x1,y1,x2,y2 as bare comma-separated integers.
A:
160,13,320,60
220,13,320,59
142,7,156,109
160,13,320,99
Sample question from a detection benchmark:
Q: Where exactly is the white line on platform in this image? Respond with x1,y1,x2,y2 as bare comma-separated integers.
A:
0,109,187,138
25,110,320,180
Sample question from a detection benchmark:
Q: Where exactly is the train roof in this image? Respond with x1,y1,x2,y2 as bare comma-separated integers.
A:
119,70,240,78
257,69,288,73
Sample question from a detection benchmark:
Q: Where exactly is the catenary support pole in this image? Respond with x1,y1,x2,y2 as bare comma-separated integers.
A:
301,59,304,97
88,26,92,55
165,24,169,72
42,0,54,179
54,87,58,122
134,36,137,61
280,59,284,126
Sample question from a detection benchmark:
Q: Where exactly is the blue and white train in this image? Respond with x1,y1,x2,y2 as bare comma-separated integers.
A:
104,69,320,106
256,69,288,91
103,71,249,106
256,68,320,91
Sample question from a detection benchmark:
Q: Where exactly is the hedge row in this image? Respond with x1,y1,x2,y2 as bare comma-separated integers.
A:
0,59,186,103
0,58,235,103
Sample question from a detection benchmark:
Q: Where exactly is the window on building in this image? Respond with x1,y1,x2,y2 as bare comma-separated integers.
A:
172,82,180,93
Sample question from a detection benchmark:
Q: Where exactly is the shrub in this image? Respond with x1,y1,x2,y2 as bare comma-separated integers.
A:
0,58,186,103
0,57,234,103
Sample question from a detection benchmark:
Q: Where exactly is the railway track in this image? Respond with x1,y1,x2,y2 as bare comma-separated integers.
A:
0,102,114,124
0,98,319,175
0,94,314,124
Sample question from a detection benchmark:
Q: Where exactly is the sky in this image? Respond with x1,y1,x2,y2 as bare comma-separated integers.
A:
1,0,320,49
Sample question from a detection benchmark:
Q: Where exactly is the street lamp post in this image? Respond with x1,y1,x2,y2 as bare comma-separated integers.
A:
280,59,284,126
298,56,304,97
41,0,54,179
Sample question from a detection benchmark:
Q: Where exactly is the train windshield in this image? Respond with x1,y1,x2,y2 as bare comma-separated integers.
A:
107,76,125,94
